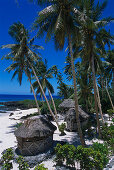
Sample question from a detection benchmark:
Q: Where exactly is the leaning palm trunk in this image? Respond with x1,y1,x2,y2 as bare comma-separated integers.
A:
91,55,101,137
25,71,41,114
105,80,114,110
41,94,44,102
96,83,104,123
48,89,58,121
69,33,85,147
28,60,59,127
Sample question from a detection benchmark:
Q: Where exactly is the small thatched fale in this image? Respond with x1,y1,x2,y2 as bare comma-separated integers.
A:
59,99,75,109
14,116,56,156
65,108,89,131
59,99,89,131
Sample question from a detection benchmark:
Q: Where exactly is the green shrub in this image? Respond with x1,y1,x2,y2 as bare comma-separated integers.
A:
40,103,50,115
62,144,76,167
76,144,109,170
59,123,66,136
1,148,14,170
101,123,114,146
92,142,109,166
16,156,30,170
54,144,65,165
18,100,42,109
54,143,110,169
76,145,95,169
54,144,76,167
34,164,48,170
15,122,22,128
107,109,114,120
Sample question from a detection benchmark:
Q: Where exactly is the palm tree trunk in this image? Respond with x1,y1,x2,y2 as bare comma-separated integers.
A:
96,83,104,123
41,93,44,102
112,67,114,97
101,77,104,97
68,33,85,147
86,101,89,113
91,55,101,137
48,89,58,121
28,60,59,127
24,71,41,114
105,80,114,110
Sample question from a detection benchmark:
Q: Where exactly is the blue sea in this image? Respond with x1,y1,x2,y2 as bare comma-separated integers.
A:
0,94,61,103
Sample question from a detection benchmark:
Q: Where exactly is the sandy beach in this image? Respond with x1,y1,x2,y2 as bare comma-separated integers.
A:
0,108,113,170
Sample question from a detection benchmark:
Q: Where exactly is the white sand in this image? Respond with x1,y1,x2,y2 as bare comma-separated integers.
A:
10,108,38,120
0,109,113,170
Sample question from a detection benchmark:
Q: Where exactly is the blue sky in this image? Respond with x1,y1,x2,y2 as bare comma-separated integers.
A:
0,0,114,95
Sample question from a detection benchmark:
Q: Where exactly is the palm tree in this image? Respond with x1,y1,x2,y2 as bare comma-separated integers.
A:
105,50,114,105
76,0,113,137
57,82,74,99
1,22,59,127
32,60,58,120
2,54,41,113
33,0,86,146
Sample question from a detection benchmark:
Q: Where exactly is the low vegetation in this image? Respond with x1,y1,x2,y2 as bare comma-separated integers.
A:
54,142,110,169
18,100,42,109
1,149,48,170
101,123,114,153
1,148,14,170
58,123,66,136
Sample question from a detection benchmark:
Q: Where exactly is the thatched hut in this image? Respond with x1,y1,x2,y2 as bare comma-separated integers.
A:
14,116,56,156
59,99,75,113
59,99,89,131
65,108,89,131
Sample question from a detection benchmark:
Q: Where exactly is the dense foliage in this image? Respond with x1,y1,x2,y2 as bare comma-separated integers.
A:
58,123,66,136
16,156,30,170
54,142,110,169
101,123,114,152
1,148,14,170
1,150,48,170
34,164,48,170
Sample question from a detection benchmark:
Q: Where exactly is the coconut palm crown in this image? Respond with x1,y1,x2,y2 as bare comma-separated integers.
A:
32,60,55,96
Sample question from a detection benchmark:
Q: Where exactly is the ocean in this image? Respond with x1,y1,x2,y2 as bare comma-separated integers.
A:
0,94,61,103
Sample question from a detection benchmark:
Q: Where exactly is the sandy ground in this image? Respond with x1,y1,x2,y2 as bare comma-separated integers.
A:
0,109,113,170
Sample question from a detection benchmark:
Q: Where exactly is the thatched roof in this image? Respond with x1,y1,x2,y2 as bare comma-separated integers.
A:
14,115,56,139
59,99,75,109
65,108,89,121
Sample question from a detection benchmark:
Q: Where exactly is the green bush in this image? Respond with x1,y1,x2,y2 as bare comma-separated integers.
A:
76,145,95,170
59,123,66,136
16,156,30,170
92,142,109,166
54,144,76,167
76,144,109,170
54,144,65,165
40,103,50,115
107,109,114,120
18,100,42,109
101,123,114,150
54,143,110,169
15,122,22,128
1,148,14,170
34,164,48,170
